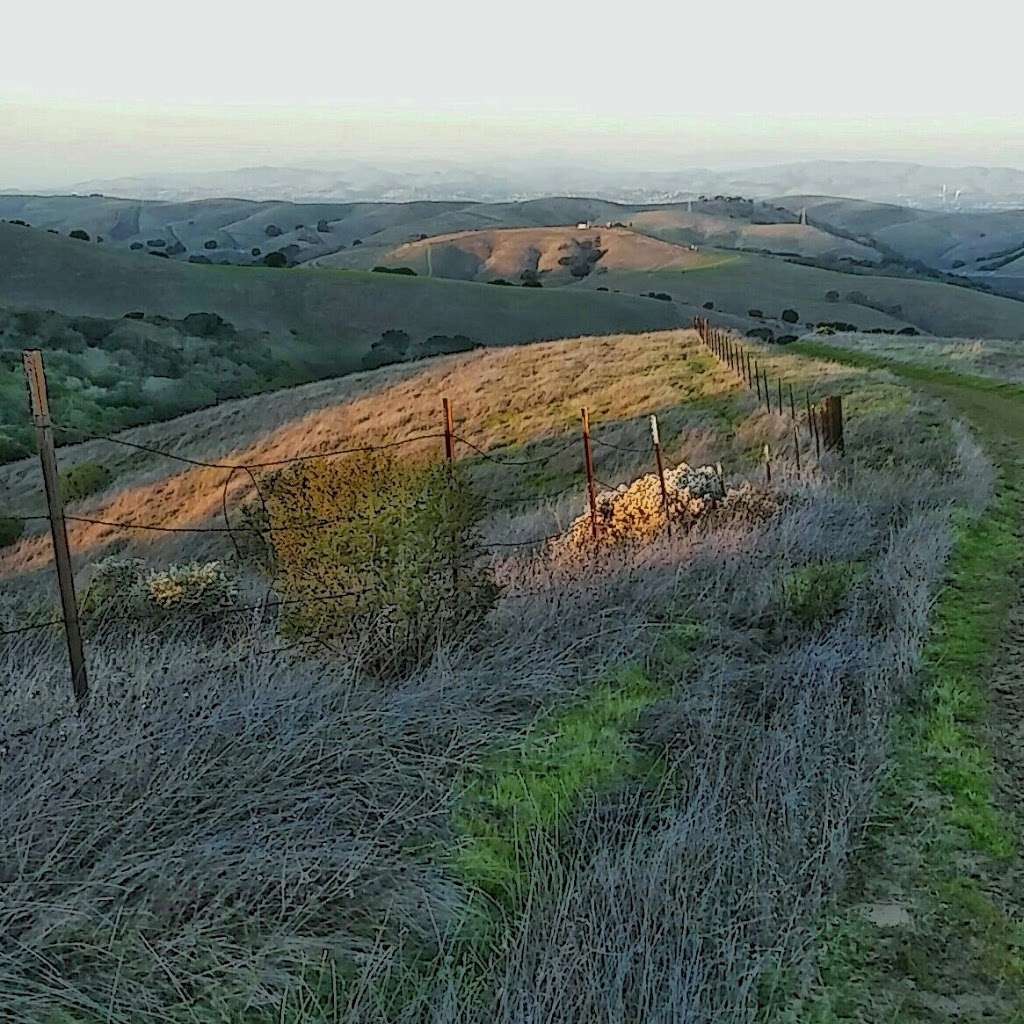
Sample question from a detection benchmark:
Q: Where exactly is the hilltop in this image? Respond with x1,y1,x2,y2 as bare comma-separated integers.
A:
380,226,725,283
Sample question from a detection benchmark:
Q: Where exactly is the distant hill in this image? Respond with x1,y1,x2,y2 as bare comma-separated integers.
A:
0,220,688,375
41,158,1024,210
380,226,725,283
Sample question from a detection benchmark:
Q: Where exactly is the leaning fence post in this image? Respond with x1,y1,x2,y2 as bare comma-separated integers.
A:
650,415,672,539
763,367,772,414
755,362,763,404
581,407,600,542
23,350,88,709
442,397,455,462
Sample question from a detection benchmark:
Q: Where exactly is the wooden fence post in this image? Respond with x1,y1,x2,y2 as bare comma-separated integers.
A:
650,415,672,539
811,405,822,459
777,377,783,416
441,397,458,592
793,426,802,479
442,397,455,462
763,367,772,414
755,362,763,403
788,382,797,420
763,443,772,485
581,407,600,542
23,350,88,709
826,395,845,455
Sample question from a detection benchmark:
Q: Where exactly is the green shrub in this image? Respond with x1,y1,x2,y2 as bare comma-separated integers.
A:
0,516,25,548
69,229,90,242
782,562,861,626
79,556,241,633
263,451,498,678
781,308,800,323
59,461,113,504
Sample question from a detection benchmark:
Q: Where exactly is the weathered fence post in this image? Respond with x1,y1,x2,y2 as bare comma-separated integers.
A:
793,426,802,479
823,395,845,455
650,414,672,539
442,397,458,592
442,397,455,462
777,377,783,416
23,350,88,709
763,443,772,485
581,407,600,542
755,362,763,403
763,368,772,414
811,405,822,459
788,383,797,420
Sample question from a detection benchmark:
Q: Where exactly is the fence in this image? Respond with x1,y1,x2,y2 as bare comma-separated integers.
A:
4,334,846,709
693,317,845,460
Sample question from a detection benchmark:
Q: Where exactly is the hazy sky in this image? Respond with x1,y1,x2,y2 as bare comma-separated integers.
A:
3,0,1022,187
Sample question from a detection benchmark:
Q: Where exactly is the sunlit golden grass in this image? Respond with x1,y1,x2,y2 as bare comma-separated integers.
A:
0,329,862,579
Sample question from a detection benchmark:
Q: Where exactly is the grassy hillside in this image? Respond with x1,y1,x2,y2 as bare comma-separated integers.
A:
572,250,1024,339
628,207,882,262
799,330,1024,384
0,222,686,363
0,326,990,1022
385,226,726,282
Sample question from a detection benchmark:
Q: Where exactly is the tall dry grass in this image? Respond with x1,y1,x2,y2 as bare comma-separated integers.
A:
0,334,992,1022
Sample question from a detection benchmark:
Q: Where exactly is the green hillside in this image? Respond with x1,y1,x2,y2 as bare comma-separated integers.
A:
0,223,685,354
572,250,1024,339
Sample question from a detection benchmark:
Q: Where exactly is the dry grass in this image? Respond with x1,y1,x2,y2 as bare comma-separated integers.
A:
2,329,853,580
387,226,723,282
808,330,1024,384
0,331,989,1022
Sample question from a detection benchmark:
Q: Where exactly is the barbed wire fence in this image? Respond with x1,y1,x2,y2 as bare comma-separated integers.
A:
692,316,846,473
3,350,702,709
5,334,848,710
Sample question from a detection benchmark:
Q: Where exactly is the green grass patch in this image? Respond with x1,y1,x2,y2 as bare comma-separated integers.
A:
771,343,1024,1022
781,561,864,627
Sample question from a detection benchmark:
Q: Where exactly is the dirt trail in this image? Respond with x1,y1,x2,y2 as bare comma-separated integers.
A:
783,345,1024,1019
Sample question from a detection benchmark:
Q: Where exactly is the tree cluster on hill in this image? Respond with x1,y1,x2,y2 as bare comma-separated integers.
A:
360,329,482,371
0,307,296,464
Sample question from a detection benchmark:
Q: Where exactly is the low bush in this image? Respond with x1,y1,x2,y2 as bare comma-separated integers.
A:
79,557,242,634
781,308,800,323
782,562,861,626
263,452,498,678
0,516,24,548
59,461,113,504
69,229,90,242
372,266,417,276
203,240,218,250
703,301,714,309
747,308,764,318
263,252,288,268
265,225,283,238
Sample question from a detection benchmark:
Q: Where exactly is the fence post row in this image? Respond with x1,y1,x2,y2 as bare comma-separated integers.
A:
23,350,89,709
581,407,601,541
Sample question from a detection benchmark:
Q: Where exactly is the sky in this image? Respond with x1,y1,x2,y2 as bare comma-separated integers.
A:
2,0,1023,187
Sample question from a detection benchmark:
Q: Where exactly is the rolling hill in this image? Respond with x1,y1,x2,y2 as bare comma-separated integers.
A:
0,222,689,360
381,226,726,283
